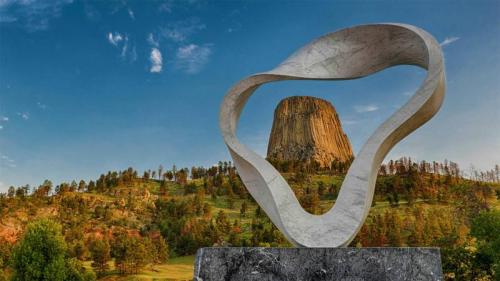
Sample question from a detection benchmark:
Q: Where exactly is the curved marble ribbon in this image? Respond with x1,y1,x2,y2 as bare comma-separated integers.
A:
219,23,446,247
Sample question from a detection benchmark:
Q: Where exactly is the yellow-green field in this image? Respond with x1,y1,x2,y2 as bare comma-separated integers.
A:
84,255,195,281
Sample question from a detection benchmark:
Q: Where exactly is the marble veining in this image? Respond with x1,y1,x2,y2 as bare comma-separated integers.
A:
193,247,444,281
219,23,446,247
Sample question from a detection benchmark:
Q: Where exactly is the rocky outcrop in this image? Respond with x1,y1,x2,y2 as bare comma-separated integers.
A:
267,96,353,167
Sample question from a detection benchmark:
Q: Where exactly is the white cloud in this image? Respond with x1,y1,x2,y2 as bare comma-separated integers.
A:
163,29,185,42
107,33,136,62
107,32,123,46
0,0,73,31
0,125,3,130
0,116,8,121
354,104,379,113
37,102,47,109
127,8,134,20
440,37,460,47
130,45,137,62
149,48,163,73
176,43,212,74
402,91,413,97
160,18,205,43
120,37,128,57
0,154,16,168
157,0,200,13
341,119,359,126
17,112,29,120
158,1,173,13
147,33,159,47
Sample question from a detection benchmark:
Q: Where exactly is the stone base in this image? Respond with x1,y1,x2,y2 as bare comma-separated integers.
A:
193,247,443,281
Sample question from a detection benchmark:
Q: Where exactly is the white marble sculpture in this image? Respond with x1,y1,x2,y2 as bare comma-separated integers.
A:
219,23,446,247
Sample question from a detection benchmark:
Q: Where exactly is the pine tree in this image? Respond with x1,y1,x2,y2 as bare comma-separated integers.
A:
89,238,111,276
240,201,248,218
215,211,231,233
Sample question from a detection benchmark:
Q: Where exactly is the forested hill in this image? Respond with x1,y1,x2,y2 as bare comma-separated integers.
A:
0,158,499,280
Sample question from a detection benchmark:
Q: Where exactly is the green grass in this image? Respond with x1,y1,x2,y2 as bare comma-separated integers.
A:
84,255,196,281
126,255,195,281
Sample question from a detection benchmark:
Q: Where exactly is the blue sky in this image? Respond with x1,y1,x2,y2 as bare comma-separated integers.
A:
0,0,499,191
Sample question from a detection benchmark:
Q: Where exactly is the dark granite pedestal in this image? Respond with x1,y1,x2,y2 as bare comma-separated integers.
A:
193,247,443,281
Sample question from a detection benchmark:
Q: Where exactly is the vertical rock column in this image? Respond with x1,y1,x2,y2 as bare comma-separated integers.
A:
267,96,353,167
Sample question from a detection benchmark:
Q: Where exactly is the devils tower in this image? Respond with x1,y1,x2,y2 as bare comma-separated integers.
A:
267,96,353,167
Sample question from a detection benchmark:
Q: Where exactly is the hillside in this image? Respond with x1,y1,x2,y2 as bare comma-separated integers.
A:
0,159,499,280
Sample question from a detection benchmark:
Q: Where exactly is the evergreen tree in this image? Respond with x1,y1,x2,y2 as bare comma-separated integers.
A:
215,210,231,233
155,237,169,263
240,201,248,218
89,238,111,276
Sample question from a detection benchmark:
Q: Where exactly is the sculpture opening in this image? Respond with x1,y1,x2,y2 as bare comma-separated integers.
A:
266,96,353,215
220,23,446,247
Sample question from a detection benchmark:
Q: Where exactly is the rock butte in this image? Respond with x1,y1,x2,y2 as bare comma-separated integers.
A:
267,96,353,167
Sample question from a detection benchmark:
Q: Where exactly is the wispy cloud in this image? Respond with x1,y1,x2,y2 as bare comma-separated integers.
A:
354,104,379,113
147,33,159,47
150,48,163,73
0,115,8,130
83,2,100,21
37,102,47,109
0,13,16,22
0,0,73,31
402,91,413,97
158,1,173,13
175,44,212,74
341,119,359,126
0,154,16,168
107,32,136,62
107,32,123,46
440,36,460,47
120,37,128,57
17,112,29,120
130,45,137,62
225,9,242,34
160,17,205,43
121,37,136,62
157,0,202,13
127,8,134,20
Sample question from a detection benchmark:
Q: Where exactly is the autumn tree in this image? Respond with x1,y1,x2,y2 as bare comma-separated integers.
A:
89,237,111,276
0,238,12,270
300,187,320,214
158,164,164,180
216,210,231,233
155,237,169,263
240,201,248,218
112,233,151,274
